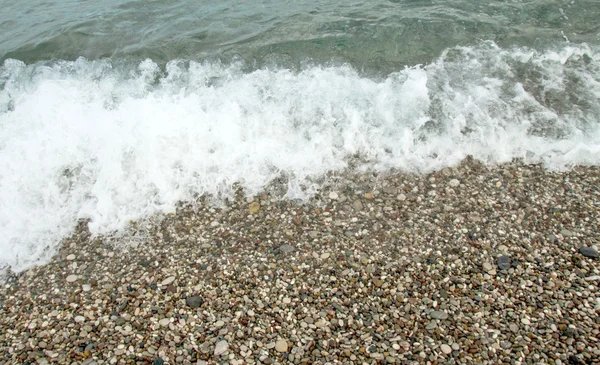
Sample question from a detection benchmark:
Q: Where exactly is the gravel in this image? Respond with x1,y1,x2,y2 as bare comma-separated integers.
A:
1,159,599,364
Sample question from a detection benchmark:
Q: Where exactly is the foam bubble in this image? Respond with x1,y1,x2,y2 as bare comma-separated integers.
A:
1,41,599,272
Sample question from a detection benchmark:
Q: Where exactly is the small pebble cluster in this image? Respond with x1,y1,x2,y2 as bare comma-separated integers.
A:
1,159,599,365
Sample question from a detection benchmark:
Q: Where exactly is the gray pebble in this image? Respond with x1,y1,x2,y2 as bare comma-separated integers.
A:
186,296,203,308
579,246,598,258
497,255,511,270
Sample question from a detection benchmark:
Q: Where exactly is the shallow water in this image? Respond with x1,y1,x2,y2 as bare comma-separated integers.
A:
1,0,600,272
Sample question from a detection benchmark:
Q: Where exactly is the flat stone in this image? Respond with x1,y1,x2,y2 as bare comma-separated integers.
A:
66,254,76,261
561,229,574,237
580,246,599,258
160,276,175,286
275,339,288,352
521,318,530,325
397,193,406,201
482,262,493,272
584,275,600,281
279,244,295,253
430,311,449,320
282,297,291,304
159,318,170,327
321,252,330,259
328,192,339,200
440,344,452,354
448,179,460,187
214,340,229,356
497,255,511,270
66,275,78,283
186,296,203,308
74,316,85,323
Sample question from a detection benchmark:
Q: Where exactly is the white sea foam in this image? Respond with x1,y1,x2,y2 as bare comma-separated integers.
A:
1,41,599,272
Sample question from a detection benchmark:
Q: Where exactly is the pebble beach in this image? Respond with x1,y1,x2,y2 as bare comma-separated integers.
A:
1,159,599,365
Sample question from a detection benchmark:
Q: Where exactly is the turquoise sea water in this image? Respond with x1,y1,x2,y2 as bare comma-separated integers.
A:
1,0,599,273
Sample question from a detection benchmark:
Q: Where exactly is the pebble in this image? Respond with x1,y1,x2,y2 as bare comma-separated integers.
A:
186,296,203,308
160,276,175,286
497,255,511,270
66,254,76,261
214,340,229,356
321,252,330,259
448,179,460,187
74,316,85,323
521,318,531,325
248,202,260,214
440,344,452,354
279,244,295,253
159,318,170,327
482,262,493,272
275,339,288,352
328,192,339,200
580,246,599,258
66,274,78,283
430,311,449,320
282,297,291,304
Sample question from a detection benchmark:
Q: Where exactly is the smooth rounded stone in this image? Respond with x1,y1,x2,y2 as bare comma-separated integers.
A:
397,193,406,201
451,343,460,351
74,315,85,323
448,179,460,187
328,192,339,200
561,229,574,237
440,344,452,354
159,318,170,327
521,318,531,325
82,284,91,292
275,339,288,352
186,296,203,308
66,254,76,261
214,340,229,356
430,311,449,320
153,359,164,365
215,320,225,327
482,262,493,272
279,244,295,253
321,252,330,259
584,275,600,281
66,274,78,283
579,246,599,258
160,276,175,286
282,297,291,304
497,255,511,270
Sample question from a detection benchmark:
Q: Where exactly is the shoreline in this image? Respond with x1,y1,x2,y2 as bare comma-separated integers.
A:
1,159,599,364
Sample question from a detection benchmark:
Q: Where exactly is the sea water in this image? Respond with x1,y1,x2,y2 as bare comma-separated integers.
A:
1,0,599,272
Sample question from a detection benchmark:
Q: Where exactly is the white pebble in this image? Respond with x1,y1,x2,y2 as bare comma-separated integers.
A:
66,254,76,261
448,179,460,187
66,275,78,283
328,192,339,200
440,344,452,354
74,316,85,323
214,340,229,356
159,318,170,327
275,339,288,352
160,276,175,286
321,252,330,259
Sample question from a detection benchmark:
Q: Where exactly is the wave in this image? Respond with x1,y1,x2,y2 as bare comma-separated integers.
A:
1,41,599,273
